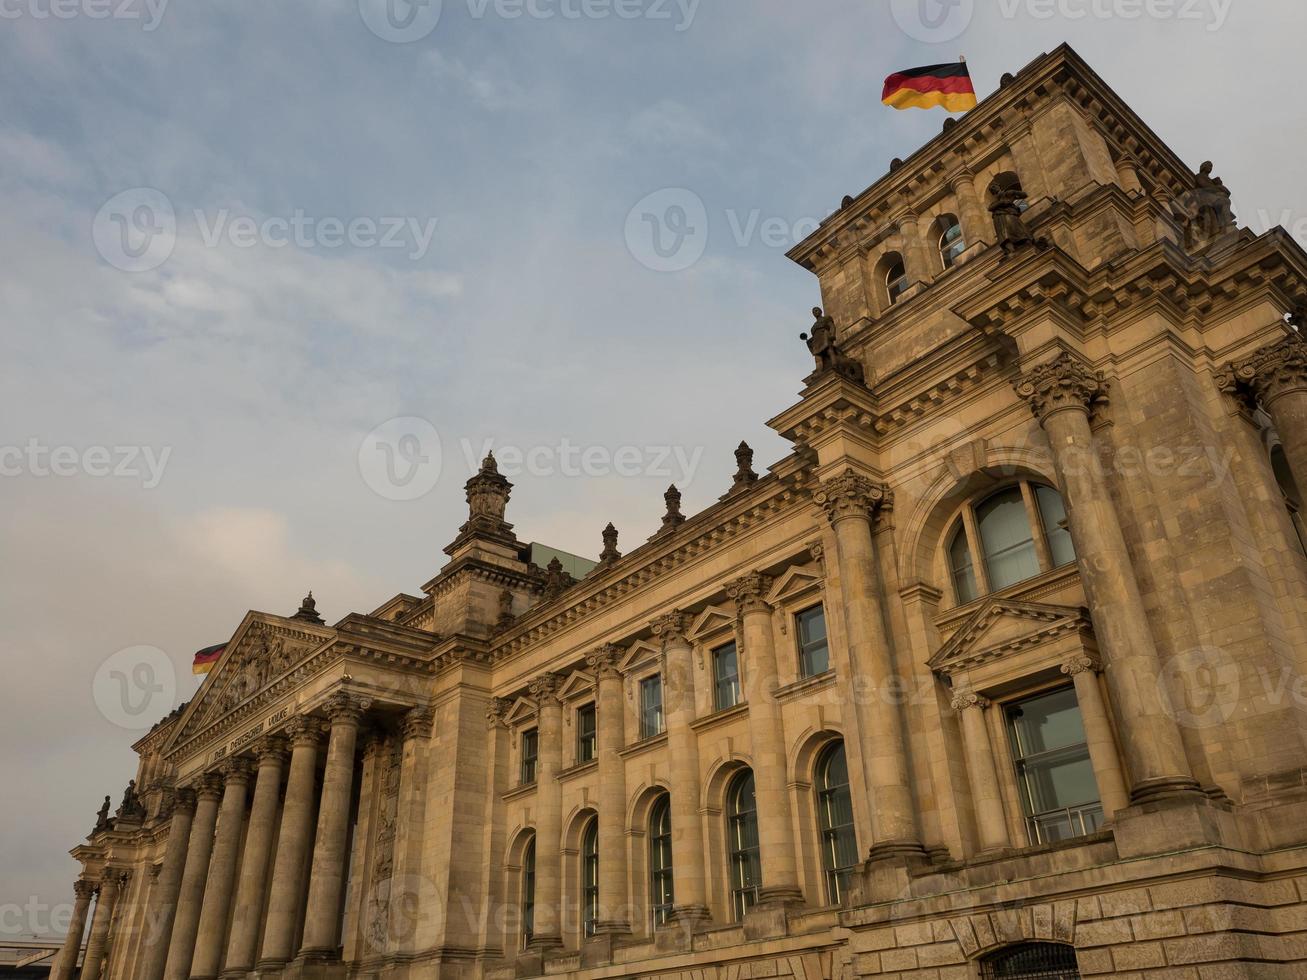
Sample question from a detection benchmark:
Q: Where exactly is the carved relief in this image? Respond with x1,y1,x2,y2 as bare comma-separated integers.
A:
1218,330,1307,409
1014,352,1108,422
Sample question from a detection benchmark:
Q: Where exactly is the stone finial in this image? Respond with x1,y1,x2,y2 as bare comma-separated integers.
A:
950,690,990,713
813,468,889,525
659,484,686,533
727,571,774,616
292,591,324,624
599,523,622,563
1217,330,1307,408
1013,352,1108,423
529,671,567,705
586,644,624,678
727,441,759,495
466,452,512,522
542,557,574,600
650,610,692,647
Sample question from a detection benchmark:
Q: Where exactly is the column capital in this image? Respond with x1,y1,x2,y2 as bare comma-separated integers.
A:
1061,654,1102,677
254,734,290,765
650,610,693,647
486,697,513,730
813,468,890,525
894,209,920,233
1014,352,1108,423
360,728,389,761
287,715,327,747
949,166,977,192
172,786,198,814
149,863,163,881
220,757,254,786
586,644,625,678
195,772,224,801
529,670,567,706
727,571,774,616
323,691,371,724
98,865,122,887
401,706,435,741
73,878,96,900
1218,330,1307,407
950,690,990,713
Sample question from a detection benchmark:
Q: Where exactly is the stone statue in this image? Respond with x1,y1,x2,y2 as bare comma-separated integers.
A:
988,179,1037,253
801,308,866,385
93,795,112,833
117,780,145,822
1171,161,1235,249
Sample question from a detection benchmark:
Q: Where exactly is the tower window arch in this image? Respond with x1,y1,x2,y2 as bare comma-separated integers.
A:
726,769,761,920
883,253,909,305
815,741,858,905
937,213,966,269
581,817,599,937
649,793,674,928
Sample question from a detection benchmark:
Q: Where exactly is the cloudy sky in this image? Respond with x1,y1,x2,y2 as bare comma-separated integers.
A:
2,0,1304,938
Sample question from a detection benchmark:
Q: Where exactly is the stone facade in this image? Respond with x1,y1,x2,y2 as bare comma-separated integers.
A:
51,44,1307,980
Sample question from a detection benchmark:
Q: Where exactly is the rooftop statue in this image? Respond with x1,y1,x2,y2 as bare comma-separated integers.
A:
801,307,866,386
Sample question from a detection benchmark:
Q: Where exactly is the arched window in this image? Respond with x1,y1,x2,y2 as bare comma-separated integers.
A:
816,742,858,905
1272,445,1307,555
726,769,761,920
522,837,536,948
938,214,966,269
649,794,674,928
581,817,599,938
947,482,1077,604
980,941,1081,978
884,254,909,305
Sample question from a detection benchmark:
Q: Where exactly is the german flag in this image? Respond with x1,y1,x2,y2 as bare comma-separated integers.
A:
192,643,226,675
882,61,977,113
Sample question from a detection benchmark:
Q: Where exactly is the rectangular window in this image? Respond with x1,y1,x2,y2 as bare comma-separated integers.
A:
576,703,597,763
519,728,538,785
639,675,664,739
796,605,830,677
1005,687,1103,844
712,642,741,710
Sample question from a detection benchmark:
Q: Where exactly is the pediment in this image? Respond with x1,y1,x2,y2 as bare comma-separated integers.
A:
168,612,333,747
687,605,736,643
620,639,661,673
767,563,823,604
505,696,537,726
558,671,595,702
929,599,1090,675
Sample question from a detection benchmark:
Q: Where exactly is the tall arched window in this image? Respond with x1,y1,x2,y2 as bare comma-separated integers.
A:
980,941,1081,978
947,482,1077,604
816,742,858,905
1272,445,1307,555
938,214,966,269
581,817,599,938
522,837,536,948
649,794,674,928
726,769,761,920
884,255,909,305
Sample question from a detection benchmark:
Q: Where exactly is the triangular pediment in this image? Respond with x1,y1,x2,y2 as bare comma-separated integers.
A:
687,605,736,643
505,696,537,726
767,563,823,604
620,639,661,673
168,612,333,749
558,671,595,701
929,599,1090,674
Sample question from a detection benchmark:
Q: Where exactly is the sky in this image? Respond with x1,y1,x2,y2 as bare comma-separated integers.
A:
2,0,1305,940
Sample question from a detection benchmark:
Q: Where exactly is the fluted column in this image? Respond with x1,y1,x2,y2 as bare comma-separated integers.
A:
951,692,1011,852
259,717,325,968
1016,353,1200,803
729,573,803,906
190,760,252,979
140,789,197,980
222,738,288,975
50,878,95,980
80,868,124,980
652,612,711,925
299,694,369,960
586,646,631,936
527,673,566,950
163,775,222,980
814,471,924,859
1221,331,1307,495
1062,655,1130,819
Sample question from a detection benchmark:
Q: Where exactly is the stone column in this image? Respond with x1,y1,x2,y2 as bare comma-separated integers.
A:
299,694,369,960
895,210,934,287
50,878,95,980
728,573,803,906
813,471,924,859
652,612,710,925
190,760,252,979
951,692,1011,852
950,168,994,248
1016,353,1201,803
527,672,566,950
223,737,288,975
163,775,222,980
80,868,124,980
1062,655,1130,819
585,647,631,937
1221,331,1307,495
258,717,325,968
389,708,434,953
140,789,197,980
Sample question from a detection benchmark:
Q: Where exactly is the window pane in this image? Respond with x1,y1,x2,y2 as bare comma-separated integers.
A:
796,606,830,677
520,729,538,784
940,218,965,268
728,771,761,919
576,704,596,763
713,642,741,710
1035,485,1077,567
977,487,1041,590
886,260,908,303
640,676,664,738
949,523,979,603
1006,687,1102,845
816,743,858,905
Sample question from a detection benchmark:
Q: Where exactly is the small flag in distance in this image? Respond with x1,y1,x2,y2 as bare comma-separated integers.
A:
192,642,226,675
883,61,978,113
